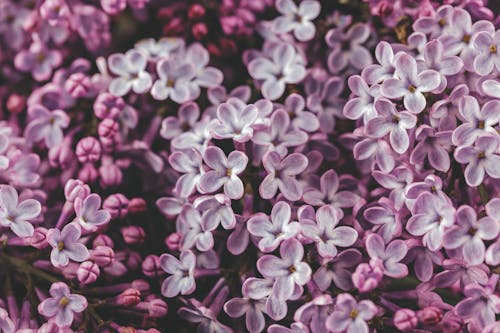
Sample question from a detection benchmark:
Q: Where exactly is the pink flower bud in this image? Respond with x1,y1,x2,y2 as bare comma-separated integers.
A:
64,179,91,203
419,306,443,326
6,93,25,113
121,226,145,245
116,288,141,307
131,279,150,293
141,255,163,278
162,17,184,36
49,140,75,169
394,309,418,332
94,92,124,119
76,137,101,163
78,163,98,183
352,259,383,293
128,197,146,214
99,164,122,189
91,246,115,267
98,118,120,138
65,72,92,98
165,232,181,251
103,193,129,219
188,4,205,20
125,251,142,270
100,0,127,15
29,227,48,249
192,22,208,40
147,299,168,318
93,234,114,248
441,311,464,333
77,261,100,285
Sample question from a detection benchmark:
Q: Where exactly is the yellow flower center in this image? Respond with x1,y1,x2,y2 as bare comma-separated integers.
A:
349,309,358,319
57,241,65,250
408,84,416,93
59,297,70,307
490,45,497,54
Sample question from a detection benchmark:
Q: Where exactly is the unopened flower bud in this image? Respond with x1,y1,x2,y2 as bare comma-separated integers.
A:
64,179,91,203
125,251,142,270
192,22,208,40
121,226,145,245
77,261,100,285
441,311,464,333
165,232,180,251
91,246,115,267
65,72,92,98
116,288,141,306
94,93,124,119
7,93,26,113
188,4,205,20
93,234,114,248
78,163,98,183
128,197,147,214
394,309,417,332
103,193,129,219
131,279,150,294
99,164,122,189
76,137,101,163
29,227,48,249
147,299,168,317
419,306,443,326
49,140,75,169
142,255,163,278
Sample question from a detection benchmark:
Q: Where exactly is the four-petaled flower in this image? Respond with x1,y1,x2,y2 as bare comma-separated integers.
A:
107,49,152,96
0,185,41,237
74,194,111,231
326,293,378,333
38,282,87,327
25,105,70,149
47,222,90,268
210,98,259,143
159,250,196,298
365,233,408,278
272,0,321,42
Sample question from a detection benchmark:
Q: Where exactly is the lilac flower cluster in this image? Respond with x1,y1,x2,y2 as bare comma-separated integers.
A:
0,0,499,332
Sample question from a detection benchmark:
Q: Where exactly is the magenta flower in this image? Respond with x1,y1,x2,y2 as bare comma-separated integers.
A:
0,185,41,237
257,238,312,301
472,30,500,75
47,223,90,268
381,53,440,114
272,0,321,41
73,194,111,231
301,205,358,259
151,59,195,103
38,282,87,327
248,43,306,100
454,134,500,187
14,41,62,81
24,105,70,149
260,152,308,201
352,260,384,293
407,192,455,251
247,201,300,252
365,98,417,154
107,49,152,96
326,23,372,73
210,98,259,143
366,233,408,278
199,146,248,200
452,96,500,147
325,293,377,333
443,205,499,265
303,169,360,208
159,250,196,298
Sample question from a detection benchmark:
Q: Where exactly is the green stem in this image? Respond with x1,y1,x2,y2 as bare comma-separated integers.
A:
478,184,490,205
0,252,59,283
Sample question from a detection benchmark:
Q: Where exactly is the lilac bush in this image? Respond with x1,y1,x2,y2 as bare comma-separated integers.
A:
0,0,499,332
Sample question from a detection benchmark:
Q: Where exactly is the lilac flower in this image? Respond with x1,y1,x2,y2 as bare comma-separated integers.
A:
307,76,344,133
443,205,499,265
363,197,403,242
365,98,417,154
406,192,455,251
107,49,152,96
294,294,334,333
481,79,500,98
151,60,195,103
325,293,377,333
343,75,381,122
455,277,500,328
352,260,384,293
433,259,489,290
159,250,196,298
353,137,396,173
210,98,259,142
248,43,306,100
361,41,396,85
247,201,300,252
301,205,358,259
0,185,41,237
252,109,308,157
38,282,87,327
24,105,70,149
272,0,321,42
268,323,309,333
454,134,500,187
412,5,454,38
381,53,441,114
224,291,267,333
184,43,224,98
313,249,362,291
73,194,111,231
452,96,500,147
326,23,372,73
0,307,14,333
257,238,311,301
366,233,408,278
168,149,203,198
260,152,308,201
473,30,500,75
177,204,214,252
410,125,452,172
303,169,359,208
195,194,236,230
47,223,90,268
281,93,319,132
14,41,62,81
199,146,248,200
160,102,200,140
